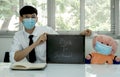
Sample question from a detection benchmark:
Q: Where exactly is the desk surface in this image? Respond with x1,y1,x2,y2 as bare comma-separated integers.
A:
86,64,120,77
0,63,84,77
0,63,120,77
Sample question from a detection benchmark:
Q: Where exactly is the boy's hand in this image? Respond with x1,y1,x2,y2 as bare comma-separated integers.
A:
35,33,47,46
80,29,92,36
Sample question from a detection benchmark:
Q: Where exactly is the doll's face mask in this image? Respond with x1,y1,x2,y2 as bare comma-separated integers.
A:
95,41,112,55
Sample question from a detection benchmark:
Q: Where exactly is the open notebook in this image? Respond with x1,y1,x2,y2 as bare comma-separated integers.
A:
10,62,47,70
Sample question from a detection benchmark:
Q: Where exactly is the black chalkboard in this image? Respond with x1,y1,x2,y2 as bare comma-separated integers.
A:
46,35,85,64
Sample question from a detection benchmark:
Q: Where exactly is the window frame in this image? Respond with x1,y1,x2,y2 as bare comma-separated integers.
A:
49,0,116,35
114,0,120,37
0,0,118,37
0,0,24,38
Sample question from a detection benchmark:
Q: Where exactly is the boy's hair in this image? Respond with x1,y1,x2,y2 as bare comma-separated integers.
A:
19,5,38,16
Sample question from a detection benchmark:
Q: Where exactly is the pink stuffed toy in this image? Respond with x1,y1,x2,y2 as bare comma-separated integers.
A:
85,35,120,64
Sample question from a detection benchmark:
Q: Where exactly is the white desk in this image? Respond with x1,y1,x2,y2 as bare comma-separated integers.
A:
0,63,120,77
0,63,85,77
86,64,120,77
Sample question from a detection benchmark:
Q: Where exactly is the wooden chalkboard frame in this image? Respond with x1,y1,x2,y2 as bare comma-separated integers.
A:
46,35,85,64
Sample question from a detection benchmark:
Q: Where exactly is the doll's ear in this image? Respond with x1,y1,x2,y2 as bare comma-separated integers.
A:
114,40,118,51
92,35,98,47
111,40,118,54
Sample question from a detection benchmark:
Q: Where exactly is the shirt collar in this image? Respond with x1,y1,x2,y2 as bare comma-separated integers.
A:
23,26,39,38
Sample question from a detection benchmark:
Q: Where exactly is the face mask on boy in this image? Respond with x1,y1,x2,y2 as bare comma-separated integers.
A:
22,18,36,30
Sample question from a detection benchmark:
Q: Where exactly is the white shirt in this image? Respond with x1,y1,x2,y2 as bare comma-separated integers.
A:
10,26,57,63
